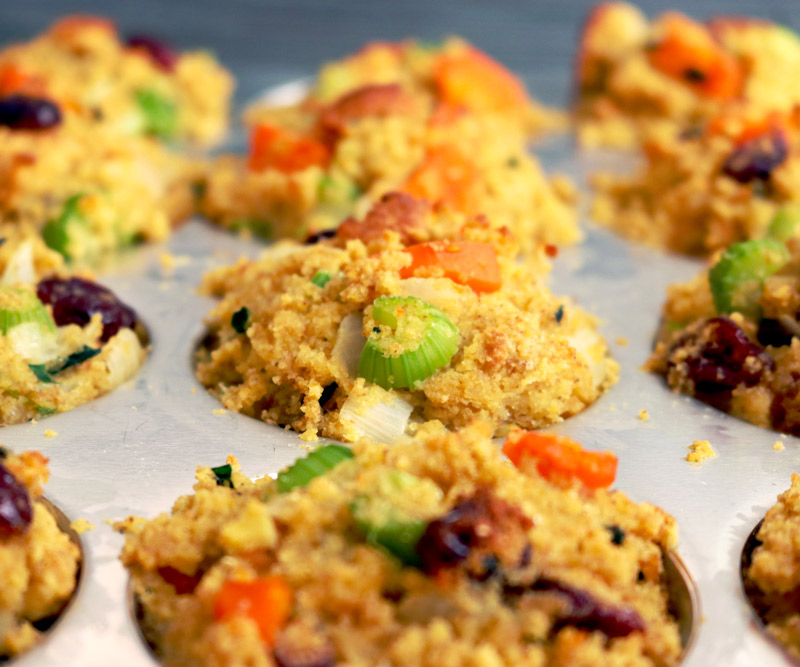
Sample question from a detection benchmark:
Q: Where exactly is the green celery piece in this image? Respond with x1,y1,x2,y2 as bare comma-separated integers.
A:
135,89,177,140
42,194,87,261
0,287,56,335
34,406,57,415
276,444,354,493
211,463,234,488
767,204,800,242
350,469,437,567
358,296,459,390
708,239,790,319
311,271,331,288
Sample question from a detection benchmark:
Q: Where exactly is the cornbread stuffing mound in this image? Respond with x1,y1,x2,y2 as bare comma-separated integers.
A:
0,240,147,425
118,425,683,667
0,448,81,659
0,14,233,146
743,473,800,660
202,38,577,252
591,107,800,255
576,2,800,148
0,116,195,265
196,194,615,442
648,230,800,435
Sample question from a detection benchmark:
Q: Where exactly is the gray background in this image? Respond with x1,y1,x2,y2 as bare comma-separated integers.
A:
1,0,796,111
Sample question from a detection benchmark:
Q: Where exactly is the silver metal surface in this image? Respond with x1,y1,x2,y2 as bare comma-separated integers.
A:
3,88,798,666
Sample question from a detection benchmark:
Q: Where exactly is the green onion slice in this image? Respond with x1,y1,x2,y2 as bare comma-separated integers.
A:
276,444,354,493
135,89,177,140
708,239,790,319
42,194,88,261
358,296,459,390
311,271,331,288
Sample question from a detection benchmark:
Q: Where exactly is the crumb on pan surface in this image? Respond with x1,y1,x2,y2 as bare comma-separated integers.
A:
201,37,578,252
195,194,616,442
118,424,682,667
744,474,800,660
0,448,80,659
648,233,800,437
686,440,715,463
0,14,233,147
575,2,800,149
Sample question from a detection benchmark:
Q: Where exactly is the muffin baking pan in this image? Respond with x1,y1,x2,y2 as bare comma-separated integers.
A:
3,84,797,666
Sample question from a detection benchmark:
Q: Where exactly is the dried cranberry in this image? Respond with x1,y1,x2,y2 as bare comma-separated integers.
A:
722,129,787,184
0,95,62,131
126,34,177,71
0,462,33,538
671,317,773,406
37,277,138,342
530,578,645,638
158,566,203,595
416,491,532,577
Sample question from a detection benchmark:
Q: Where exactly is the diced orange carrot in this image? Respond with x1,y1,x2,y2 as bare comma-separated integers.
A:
49,15,116,39
433,47,529,113
248,123,330,173
503,430,618,490
706,109,798,145
401,240,501,293
0,64,31,96
213,576,292,645
402,144,479,213
647,12,742,101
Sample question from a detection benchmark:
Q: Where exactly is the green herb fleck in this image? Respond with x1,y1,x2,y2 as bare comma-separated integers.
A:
211,463,233,488
55,346,101,373
29,364,55,384
311,271,331,288
231,307,249,334
555,305,564,323
34,406,57,416
507,156,520,168
606,524,626,545
135,89,177,140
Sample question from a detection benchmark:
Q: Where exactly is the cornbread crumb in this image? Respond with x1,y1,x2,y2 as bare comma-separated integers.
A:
774,441,785,451
70,518,95,534
212,409,227,415
638,409,650,421
131,405,138,411
159,252,191,276
191,388,197,394
616,337,629,346
687,440,716,463
44,429,57,439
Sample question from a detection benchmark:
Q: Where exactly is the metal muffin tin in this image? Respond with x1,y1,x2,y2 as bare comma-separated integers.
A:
5,83,798,666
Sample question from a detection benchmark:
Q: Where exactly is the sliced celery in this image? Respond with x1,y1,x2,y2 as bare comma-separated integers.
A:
0,287,56,336
708,239,790,318
767,204,800,242
311,271,331,288
42,194,89,261
135,89,177,140
276,444,354,493
358,296,459,390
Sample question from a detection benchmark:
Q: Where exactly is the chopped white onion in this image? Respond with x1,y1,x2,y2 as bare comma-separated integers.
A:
339,389,413,444
1,241,35,286
331,312,364,380
566,328,608,389
7,322,58,364
102,328,144,386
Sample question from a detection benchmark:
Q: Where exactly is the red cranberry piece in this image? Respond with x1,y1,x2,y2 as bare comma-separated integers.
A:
0,95,62,131
673,317,773,394
157,566,203,595
531,578,645,638
0,462,33,538
37,277,138,342
126,34,177,71
722,129,787,184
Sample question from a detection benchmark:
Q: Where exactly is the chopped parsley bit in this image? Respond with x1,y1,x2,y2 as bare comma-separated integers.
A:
29,364,55,384
34,406,57,416
56,346,100,373
555,305,564,323
311,271,331,288
507,156,520,168
606,524,626,545
211,463,234,488
0,238,5,247
231,307,249,334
